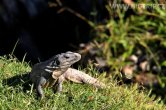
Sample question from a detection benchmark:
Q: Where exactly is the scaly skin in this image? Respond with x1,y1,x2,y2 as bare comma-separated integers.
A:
30,51,81,99
55,68,106,92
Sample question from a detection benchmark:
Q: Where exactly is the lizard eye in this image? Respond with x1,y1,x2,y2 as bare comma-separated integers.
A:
64,56,69,59
64,54,70,59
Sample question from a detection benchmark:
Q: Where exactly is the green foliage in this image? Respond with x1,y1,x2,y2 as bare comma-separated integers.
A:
0,56,166,109
88,1,166,97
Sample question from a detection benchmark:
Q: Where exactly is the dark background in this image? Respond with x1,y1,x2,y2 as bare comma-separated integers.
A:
0,0,107,63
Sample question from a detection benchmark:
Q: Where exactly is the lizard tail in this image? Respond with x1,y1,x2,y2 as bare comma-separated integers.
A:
81,75,106,89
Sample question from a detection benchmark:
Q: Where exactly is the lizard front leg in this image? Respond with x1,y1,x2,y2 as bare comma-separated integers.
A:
53,75,65,93
35,76,46,99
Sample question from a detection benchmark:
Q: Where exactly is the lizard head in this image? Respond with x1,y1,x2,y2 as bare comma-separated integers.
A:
46,51,81,72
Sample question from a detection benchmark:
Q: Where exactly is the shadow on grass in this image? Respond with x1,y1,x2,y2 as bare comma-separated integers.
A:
2,73,33,92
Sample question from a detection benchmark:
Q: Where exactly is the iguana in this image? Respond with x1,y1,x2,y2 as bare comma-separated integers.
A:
55,68,106,93
30,51,81,98
30,51,106,99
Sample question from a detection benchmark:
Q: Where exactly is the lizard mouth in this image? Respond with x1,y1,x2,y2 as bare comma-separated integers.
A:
59,64,71,69
61,58,80,66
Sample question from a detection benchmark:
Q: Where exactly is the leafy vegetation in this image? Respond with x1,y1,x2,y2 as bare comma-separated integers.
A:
79,0,166,103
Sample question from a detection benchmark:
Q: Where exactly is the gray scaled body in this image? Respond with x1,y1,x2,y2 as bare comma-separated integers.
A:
30,51,81,98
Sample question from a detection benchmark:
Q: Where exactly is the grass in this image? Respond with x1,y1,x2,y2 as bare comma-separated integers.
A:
0,55,166,110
